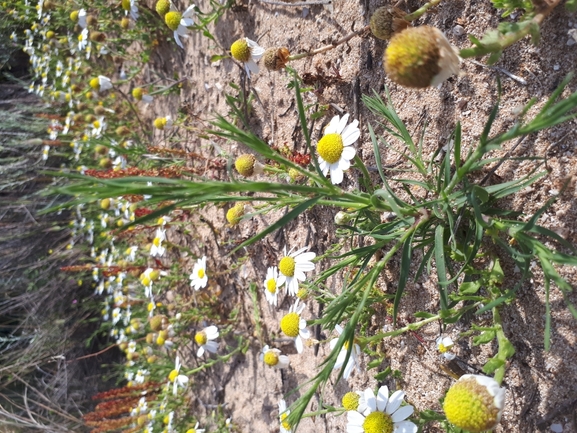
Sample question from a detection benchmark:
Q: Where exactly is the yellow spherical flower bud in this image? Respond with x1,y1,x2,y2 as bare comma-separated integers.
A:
384,26,460,88
89,77,100,90
280,312,300,337
70,10,79,22
120,17,130,29
263,47,290,71
226,203,245,225
46,30,55,39
155,0,170,17
443,374,505,433
234,154,263,177
121,0,131,11
153,117,167,130
164,11,182,31
230,38,251,62
341,391,360,411
369,6,410,41
132,87,144,100
100,198,111,209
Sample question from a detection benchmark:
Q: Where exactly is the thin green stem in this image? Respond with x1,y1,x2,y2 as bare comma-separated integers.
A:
404,0,443,22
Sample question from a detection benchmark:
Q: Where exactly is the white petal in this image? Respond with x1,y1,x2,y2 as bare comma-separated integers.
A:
205,326,219,339
342,146,356,161
364,388,376,412
343,356,355,379
174,31,184,49
182,5,196,18
246,59,259,76
325,115,341,134
339,158,351,171
347,410,365,428
391,405,414,423
386,390,405,414
296,252,316,262
394,420,418,433
197,346,205,357
251,45,265,60
295,336,303,353
377,386,389,412
299,327,310,340
318,159,329,175
205,340,219,353
334,350,346,369
291,246,310,257
329,338,338,350
330,167,344,184
336,113,350,135
341,121,360,146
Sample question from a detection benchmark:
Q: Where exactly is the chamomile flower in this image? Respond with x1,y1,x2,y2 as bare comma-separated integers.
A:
189,256,208,290
443,374,505,433
195,325,219,357
164,5,196,49
89,75,113,92
230,37,265,78
261,345,290,369
278,399,291,433
277,246,316,296
121,0,139,21
185,422,205,433
168,356,189,396
436,335,456,360
342,391,368,414
317,113,359,185
329,324,361,380
153,115,172,130
150,227,166,257
347,386,417,433
263,266,281,306
279,299,310,353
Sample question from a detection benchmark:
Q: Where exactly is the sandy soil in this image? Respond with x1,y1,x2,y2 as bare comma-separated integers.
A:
138,0,577,432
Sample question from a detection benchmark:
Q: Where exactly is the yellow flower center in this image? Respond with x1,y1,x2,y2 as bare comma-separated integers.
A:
121,0,131,11
443,377,501,433
438,343,449,353
164,11,181,31
280,312,300,337
197,268,205,279
263,350,279,366
280,412,291,431
226,203,245,225
363,411,393,433
317,133,344,164
154,117,167,130
341,392,360,411
186,429,197,433
155,0,170,16
266,278,277,294
231,39,251,62
278,256,295,277
195,330,207,345
168,369,178,382
234,154,256,176
70,10,79,21
89,77,100,90
132,87,144,100
153,237,161,247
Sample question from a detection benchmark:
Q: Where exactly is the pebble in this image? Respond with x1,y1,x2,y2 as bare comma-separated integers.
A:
302,7,309,18
453,25,465,36
554,64,560,71
551,423,563,433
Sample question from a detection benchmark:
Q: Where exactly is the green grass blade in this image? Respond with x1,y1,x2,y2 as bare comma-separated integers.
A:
435,225,449,311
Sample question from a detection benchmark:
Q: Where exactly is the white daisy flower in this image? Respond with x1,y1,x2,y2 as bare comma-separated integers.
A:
150,227,166,257
263,266,281,306
187,421,205,433
95,75,112,92
168,356,189,396
122,0,139,21
230,37,265,78
164,5,196,49
277,246,316,296
278,399,291,433
260,345,290,369
279,299,310,353
436,335,456,360
317,113,360,184
189,256,208,290
195,325,219,357
347,386,417,433
329,324,361,380
77,28,89,51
